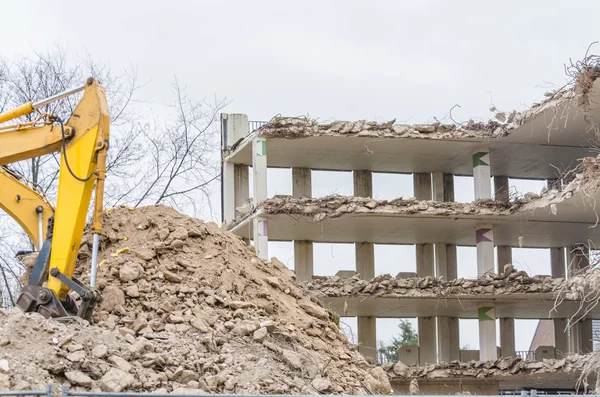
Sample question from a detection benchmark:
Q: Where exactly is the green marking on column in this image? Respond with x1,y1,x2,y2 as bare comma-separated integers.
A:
260,140,267,156
473,152,489,167
478,306,495,321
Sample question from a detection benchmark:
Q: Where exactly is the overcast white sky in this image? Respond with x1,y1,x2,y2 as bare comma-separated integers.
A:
2,0,598,358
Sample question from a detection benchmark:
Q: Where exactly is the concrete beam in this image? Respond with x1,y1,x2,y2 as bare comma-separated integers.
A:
354,170,373,198
418,316,436,364
473,149,491,199
252,137,267,204
478,304,498,361
494,175,510,203
437,316,459,362
253,216,268,260
414,173,432,200
554,318,569,357
356,242,375,280
476,225,495,276
358,316,377,361
294,241,313,282
416,244,434,277
499,318,515,357
497,246,512,271
292,168,312,197
550,247,566,278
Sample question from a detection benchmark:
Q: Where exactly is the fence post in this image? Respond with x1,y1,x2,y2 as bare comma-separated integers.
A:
45,385,53,397
61,385,69,397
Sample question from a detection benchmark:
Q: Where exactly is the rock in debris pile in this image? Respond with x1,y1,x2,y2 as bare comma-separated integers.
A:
304,267,564,298
0,205,392,394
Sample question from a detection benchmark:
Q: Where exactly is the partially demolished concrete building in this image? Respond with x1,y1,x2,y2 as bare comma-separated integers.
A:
220,74,600,393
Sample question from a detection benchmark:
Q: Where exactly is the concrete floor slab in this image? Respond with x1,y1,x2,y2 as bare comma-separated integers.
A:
230,210,600,248
318,294,600,319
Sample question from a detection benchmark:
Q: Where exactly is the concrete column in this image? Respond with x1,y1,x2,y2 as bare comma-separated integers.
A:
416,244,434,277
568,245,589,276
437,316,460,362
435,243,448,279
476,225,495,275
293,168,313,281
354,170,376,360
358,316,377,361
497,246,512,271
473,149,491,199
418,316,437,364
446,244,458,280
356,242,375,280
570,319,594,354
432,172,444,201
580,319,594,353
221,113,249,223
478,303,498,361
551,247,566,278
553,318,569,357
499,318,515,357
252,137,267,204
414,173,432,200
443,173,455,202
222,162,235,223
292,168,312,197
253,216,268,260
494,175,510,203
234,164,249,212
294,241,313,282
354,170,373,198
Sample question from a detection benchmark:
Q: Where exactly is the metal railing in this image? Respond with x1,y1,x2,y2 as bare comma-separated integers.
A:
516,350,535,360
0,385,52,397
248,120,267,132
0,386,591,397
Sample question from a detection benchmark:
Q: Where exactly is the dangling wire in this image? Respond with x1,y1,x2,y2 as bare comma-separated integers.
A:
56,117,96,182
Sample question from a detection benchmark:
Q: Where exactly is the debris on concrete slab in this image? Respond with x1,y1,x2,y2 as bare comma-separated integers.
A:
229,76,600,147
304,269,564,298
384,353,591,380
2,205,390,394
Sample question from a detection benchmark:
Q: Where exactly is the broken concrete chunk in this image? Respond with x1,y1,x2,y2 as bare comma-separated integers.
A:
65,370,94,387
99,368,134,392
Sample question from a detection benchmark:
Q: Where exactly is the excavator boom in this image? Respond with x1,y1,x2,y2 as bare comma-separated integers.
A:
0,78,109,321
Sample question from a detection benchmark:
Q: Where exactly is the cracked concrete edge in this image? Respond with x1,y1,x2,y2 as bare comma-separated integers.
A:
244,78,596,142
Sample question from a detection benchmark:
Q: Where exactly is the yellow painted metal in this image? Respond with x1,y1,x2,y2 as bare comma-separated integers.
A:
0,102,34,124
46,81,109,300
0,124,63,164
0,168,53,249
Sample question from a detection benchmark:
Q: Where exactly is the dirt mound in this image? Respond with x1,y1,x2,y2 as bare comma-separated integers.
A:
0,205,391,394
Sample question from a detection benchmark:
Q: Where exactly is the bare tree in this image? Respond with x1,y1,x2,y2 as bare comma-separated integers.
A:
130,79,226,215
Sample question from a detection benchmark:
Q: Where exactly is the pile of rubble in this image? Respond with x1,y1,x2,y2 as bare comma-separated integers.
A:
384,354,591,380
0,206,393,394
304,267,563,298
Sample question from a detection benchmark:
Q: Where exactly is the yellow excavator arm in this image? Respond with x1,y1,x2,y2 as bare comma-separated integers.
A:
0,78,109,321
